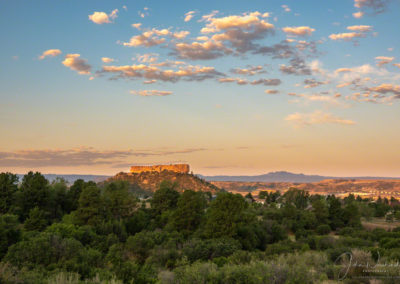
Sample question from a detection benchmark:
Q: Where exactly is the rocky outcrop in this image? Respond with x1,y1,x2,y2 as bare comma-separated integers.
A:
130,164,190,174
105,170,220,194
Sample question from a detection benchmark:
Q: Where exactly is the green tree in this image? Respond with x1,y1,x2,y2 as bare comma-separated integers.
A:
283,188,309,209
0,172,18,214
103,181,137,220
67,179,95,211
151,181,180,215
75,185,105,226
204,192,249,238
0,214,21,258
170,190,206,235
17,172,50,220
24,207,48,231
327,195,344,229
312,199,329,225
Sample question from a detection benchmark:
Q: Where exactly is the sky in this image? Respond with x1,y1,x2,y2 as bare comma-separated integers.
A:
0,0,400,177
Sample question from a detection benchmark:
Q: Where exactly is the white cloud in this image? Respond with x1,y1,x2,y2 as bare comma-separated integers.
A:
184,11,196,22
282,26,315,36
89,9,118,24
101,57,115,63
282,5,291,12
375,56,394,67
286,110,356,127
39,49,62,60
62,54,91,75
130,90,173,96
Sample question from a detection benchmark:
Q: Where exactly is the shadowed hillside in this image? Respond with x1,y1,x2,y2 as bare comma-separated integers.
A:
105,170,221,194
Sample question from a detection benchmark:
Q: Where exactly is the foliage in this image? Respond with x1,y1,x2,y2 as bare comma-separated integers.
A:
1,171,399,283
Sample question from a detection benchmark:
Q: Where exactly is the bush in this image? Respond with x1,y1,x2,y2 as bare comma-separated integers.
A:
316,224,331,235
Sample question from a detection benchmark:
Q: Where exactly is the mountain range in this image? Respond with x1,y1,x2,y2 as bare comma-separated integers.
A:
199,171,399,183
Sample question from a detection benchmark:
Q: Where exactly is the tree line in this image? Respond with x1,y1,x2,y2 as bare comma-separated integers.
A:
1,171,400,283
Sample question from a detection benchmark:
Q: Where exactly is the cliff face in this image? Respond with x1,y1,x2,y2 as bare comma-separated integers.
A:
130,164,190,174
106,170,220,194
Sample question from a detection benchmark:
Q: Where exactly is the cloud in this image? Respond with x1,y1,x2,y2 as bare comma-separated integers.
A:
132,23,142,29
347,25,372,32
173,40,231,60
123,28,189,47
101,57,115,63
265,89,279,94
138,7,150,18
143,80,157,84
99,62,223,82
282,26,315,36
135,53,159,63
172,30,190,39
250,78,281,86
62,54,91,75
39,49,62,60
88,9,118,24
354,0,391,14
0,147,208,168
198,11,275,54
282,5,291,12
353,11,364,18
393,63,400,69
184,11,196,22
217,77,281,86
329,25,373,42
130,90,173,96
230,65,264,75
303,78,327,88
123,28,170,47
375,56,394,67
279,58,312,75
285,110,356,127
218,77,248,85
368,83,400,98
329,32,365,41
0,147,132,167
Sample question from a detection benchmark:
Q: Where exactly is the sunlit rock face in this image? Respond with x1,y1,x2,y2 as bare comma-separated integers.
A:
130,164,190,174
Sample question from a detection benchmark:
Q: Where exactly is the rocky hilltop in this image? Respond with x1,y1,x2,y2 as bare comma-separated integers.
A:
105,170,220,194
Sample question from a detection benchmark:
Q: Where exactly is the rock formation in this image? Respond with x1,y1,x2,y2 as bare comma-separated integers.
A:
130,164,190,174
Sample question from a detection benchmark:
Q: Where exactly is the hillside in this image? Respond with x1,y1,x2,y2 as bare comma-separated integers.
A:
105,170,220,194
212,179,400,199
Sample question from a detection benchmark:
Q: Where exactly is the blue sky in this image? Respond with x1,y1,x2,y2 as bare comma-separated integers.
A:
1,0,400,176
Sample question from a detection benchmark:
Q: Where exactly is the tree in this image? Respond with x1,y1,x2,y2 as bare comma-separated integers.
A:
327,195,344,229
204,192,249,238
151,181,180,215
104,181,137,220
0,172,18,214
75,185,105,226
342,202,361,227
68,179,93,211
49,177,69,220
24,207,48,231
312,199,329,225
0,214,21,259
17,172,50,220
170,190,206,235
283,188,309,209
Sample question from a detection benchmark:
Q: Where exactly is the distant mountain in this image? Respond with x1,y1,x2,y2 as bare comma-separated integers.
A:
16,174,110,184
199,171,399,183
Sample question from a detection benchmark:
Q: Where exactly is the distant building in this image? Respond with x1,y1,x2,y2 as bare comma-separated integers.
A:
130,164,190,174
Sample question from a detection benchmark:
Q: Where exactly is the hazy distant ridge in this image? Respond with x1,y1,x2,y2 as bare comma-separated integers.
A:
199,171,400,183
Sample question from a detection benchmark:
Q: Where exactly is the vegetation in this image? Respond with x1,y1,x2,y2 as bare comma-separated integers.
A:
1,171,400,283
